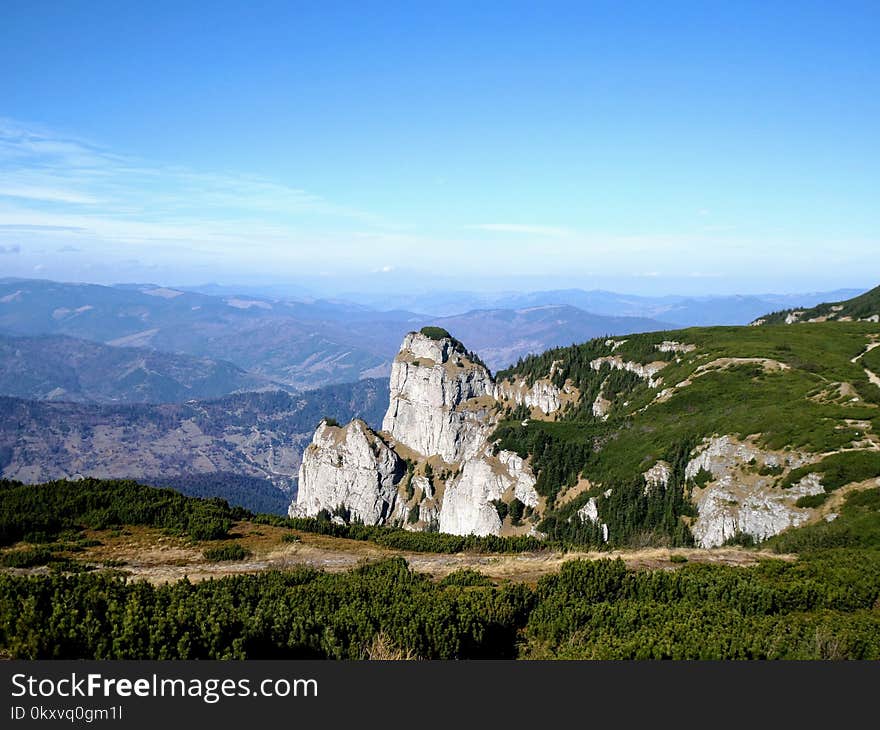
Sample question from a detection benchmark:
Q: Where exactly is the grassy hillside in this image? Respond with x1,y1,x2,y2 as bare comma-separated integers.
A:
495,320,880,542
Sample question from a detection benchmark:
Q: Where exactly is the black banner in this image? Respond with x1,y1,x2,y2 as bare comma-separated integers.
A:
1,660,876,727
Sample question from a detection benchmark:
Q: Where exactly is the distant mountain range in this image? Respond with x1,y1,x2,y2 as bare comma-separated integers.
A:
341,287,865,324
0,378,388,513
427,306,668,368
0,277,868,397
0,278,674,390
0,333,283,403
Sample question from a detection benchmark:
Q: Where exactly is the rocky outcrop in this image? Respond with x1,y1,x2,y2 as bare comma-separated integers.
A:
686,435,818,547
691,474,823,548
575,497,609,542
590,355,666,388
382,332,495,463
290,419,405,524
656,341,696,354
685,435,808,480
591,392,611,420
438,448,539,536
494,378,564,415
292,330,543,536
643,461,671,492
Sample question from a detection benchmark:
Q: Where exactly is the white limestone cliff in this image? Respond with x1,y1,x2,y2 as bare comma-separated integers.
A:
590,355,666,388
438,447,539,536
494,378,563,415
575,497,609,542
292,330,541,536
691,474,823,548
643,461,672,493
290,419,404,524
382,332,495,463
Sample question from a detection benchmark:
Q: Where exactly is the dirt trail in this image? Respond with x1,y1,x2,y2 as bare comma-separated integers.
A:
850,342,880,389
11,522,790,586
850,341,880,364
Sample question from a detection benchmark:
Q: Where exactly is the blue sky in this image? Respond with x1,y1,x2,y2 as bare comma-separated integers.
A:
0,1,878,295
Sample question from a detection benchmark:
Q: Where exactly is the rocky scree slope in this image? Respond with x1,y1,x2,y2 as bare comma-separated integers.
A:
292,321,880,548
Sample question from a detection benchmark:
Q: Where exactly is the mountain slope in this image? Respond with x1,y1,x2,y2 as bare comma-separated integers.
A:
0,333,280,403
0,278,402,388
756,285,880,325
495,320,880,546
340,286,863,324
0,378,388,511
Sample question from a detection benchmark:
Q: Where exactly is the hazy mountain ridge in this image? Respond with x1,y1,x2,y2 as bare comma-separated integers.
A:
0,278,676,389
0,332,283,403
337,286,864,323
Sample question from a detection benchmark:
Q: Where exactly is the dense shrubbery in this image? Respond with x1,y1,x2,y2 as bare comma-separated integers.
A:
0,547,54,568
522,552,880,659
2,549,879,659
493,420,598,506
203,544,251,562
0,558,532,659
419,326,452,341
495,427,697,547
0,479,239,546
146,472,291,515
2,479,880,659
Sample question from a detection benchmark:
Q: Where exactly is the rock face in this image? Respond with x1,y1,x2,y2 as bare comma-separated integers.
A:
290,419,405,524
685,435,807,480
575,498,609,542
382,332,495,463
288,331,851,548
494,378,562,415
686,435,819,547
292,330,541,536
438,448,540,536
590,355,666,388
643,461,672,493
691,474,823,548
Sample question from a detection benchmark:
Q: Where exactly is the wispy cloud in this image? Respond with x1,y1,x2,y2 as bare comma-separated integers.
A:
0,184,101,205
0,244,20,254
0,117,386,254
469,223,573,237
